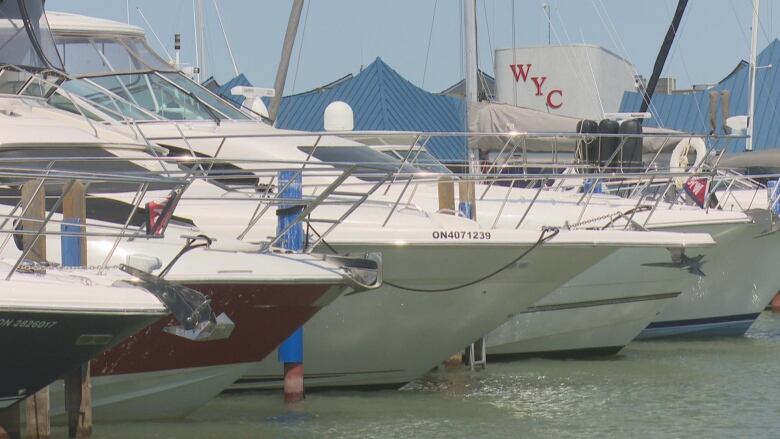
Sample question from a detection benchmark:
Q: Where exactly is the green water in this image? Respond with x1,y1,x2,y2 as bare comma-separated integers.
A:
89,312,780,438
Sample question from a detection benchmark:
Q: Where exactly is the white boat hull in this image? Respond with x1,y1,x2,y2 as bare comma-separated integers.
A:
639,219,780,338
49,363,254,422
233,242,614,389
486,294,675,357
486,246,687,356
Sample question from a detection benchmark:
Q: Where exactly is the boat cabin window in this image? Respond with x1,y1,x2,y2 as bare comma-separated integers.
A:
298,145,424,181
87,73,221,121
54,34,249,121
55,36,171,77
160,72,249,120
54,78,151,121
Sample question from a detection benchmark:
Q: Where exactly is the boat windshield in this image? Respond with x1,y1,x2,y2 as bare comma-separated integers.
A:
53,33,249,121
298,145,425,182
383,149,452,174
55,34,172,76
55,72,248,121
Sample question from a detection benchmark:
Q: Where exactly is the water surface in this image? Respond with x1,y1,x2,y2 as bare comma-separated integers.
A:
88,312,780,438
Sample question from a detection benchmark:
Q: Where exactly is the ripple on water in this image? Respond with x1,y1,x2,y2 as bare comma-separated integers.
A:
91,312,780,438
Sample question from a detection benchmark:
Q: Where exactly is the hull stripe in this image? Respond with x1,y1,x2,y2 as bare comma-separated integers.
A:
524,292,681,313
646,312,760,329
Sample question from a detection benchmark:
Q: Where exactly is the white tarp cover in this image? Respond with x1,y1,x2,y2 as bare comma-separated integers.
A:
468,101,683,154
719,150,780,170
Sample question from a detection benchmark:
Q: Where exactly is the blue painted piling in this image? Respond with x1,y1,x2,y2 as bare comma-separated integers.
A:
61,219,82,267
458,201,475,220
767,180,780,216
276,170,305,403
583,178,603,194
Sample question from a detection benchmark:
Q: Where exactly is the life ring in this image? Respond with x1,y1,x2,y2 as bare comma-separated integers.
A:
670,137,706,188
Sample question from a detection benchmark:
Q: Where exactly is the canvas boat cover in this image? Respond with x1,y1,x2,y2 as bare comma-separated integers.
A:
468,101,684,154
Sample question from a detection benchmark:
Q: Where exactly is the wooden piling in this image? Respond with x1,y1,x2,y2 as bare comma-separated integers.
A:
20,180,47,263
437,177,456,213
20,180,50,439
25,392,50,439
62,182,92,438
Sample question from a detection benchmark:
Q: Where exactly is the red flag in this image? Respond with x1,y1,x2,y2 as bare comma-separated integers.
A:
145,190,181,236
146,198,169,236
683,178,709,208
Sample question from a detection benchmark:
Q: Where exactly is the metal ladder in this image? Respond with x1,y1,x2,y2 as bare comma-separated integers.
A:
468,338,487,370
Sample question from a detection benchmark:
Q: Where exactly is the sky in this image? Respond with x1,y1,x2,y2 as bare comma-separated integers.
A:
46,0,780,95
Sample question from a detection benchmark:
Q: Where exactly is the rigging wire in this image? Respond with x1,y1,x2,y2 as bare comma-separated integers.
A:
421,0,439,89
212,0,239,76
511,0,517,106
192,0,199,80
578,27,606,117
137,7,174,61
546,6,605,116
660,0,709,134
746,0,780,150
477,0,496,100
591,0,665,125
291,0,311,94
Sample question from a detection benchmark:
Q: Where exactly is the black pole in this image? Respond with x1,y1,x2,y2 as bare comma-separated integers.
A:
639,0,689,116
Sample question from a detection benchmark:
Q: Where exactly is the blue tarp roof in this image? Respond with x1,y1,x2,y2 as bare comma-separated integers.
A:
620,39,780,153
271,58,467,162
215,73,252,107
215,58,463,162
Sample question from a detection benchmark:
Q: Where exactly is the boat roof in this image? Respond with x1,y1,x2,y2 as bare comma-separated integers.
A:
46,11,145,38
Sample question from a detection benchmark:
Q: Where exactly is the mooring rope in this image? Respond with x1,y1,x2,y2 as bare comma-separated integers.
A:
383,226,560,293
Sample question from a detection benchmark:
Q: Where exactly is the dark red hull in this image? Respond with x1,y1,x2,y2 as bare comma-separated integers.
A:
92,282,338,376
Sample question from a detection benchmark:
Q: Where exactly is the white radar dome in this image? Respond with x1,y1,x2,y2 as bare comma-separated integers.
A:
324,101,354,131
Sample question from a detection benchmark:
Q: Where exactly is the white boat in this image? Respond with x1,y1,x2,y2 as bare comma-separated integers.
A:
0,88,717,389
374,143,780,341
26,12,715,378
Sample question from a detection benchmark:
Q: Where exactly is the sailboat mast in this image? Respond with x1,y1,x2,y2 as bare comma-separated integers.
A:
639,0,688,116
463,0,479,174
194,0,207,81
746,0,760,151
269,0,305,122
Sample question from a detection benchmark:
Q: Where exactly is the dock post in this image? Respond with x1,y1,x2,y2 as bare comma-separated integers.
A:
437,177,456,214
458,180,477,221
276,170,305,403
62,182,92,438
21,180,50,439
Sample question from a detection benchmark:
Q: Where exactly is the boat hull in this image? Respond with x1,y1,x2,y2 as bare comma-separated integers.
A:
639,220,780,339
0,310,162,410
486,293,676,358
49,282,343,421
234,242,614,390
485,246,688,357
50,363,254,422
